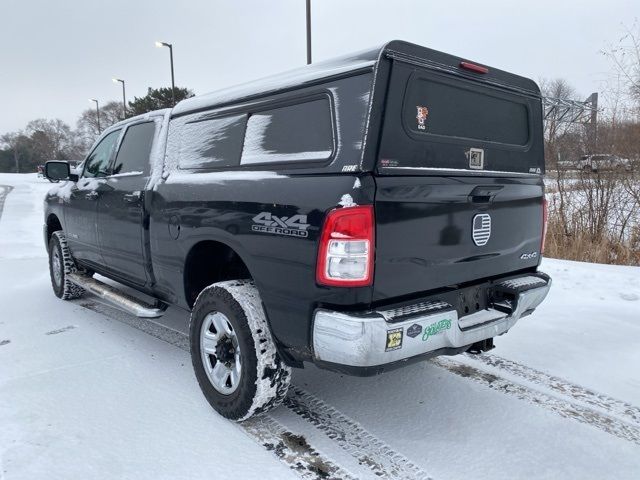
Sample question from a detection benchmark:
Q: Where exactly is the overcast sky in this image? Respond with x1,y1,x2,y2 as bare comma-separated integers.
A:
0,0,636,134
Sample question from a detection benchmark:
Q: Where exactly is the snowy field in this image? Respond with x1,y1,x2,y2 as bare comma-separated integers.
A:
0,173,639,480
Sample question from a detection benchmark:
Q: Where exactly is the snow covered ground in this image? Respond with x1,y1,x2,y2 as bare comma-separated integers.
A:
1,173,639,480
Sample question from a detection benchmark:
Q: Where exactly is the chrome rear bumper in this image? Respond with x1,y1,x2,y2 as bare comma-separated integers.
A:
312,273,551,368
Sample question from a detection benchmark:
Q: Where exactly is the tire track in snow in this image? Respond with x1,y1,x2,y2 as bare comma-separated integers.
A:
464,353,640,426
0,185,14,224
284,387,433,480
242,415,358,480
78,300,404,480
78,300,190,350
432,357,640,446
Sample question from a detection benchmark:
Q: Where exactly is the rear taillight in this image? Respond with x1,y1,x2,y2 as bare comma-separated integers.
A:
316,205,374,287
541,198,548,254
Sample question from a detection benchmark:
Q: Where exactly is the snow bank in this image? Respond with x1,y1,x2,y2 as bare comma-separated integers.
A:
0,174,52,259
0,174,297,480
496,257,640,403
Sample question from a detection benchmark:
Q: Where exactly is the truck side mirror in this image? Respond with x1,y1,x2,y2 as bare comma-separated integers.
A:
44,161,78,182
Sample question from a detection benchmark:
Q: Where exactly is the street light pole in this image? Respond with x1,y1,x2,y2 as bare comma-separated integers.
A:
306,0,312,65
156,41,176,105
89,99,101,134
112,78,127,119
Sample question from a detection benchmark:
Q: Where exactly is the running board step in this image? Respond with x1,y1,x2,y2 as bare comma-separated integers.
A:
68,273,167,318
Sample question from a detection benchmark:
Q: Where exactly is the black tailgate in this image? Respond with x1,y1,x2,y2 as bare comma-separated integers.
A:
371,44,545,301
373,174,544,300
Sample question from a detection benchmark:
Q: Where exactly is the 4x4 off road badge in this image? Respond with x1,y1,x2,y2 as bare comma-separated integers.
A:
252,212,309,238
416,106,429,130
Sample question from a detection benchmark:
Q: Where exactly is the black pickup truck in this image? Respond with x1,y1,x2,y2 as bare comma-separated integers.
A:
44,40,551,421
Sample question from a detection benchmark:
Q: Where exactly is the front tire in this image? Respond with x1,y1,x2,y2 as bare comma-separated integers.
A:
48,231,85,300
189,280,291,421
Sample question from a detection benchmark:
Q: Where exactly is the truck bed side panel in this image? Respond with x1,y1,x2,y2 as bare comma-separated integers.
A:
149,174,375,356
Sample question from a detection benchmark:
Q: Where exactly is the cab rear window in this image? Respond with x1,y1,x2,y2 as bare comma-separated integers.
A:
404,76,530,146
179,114,247,169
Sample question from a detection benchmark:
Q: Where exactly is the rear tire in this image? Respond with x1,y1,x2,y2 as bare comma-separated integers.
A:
189,280,291,421
48,231,85,300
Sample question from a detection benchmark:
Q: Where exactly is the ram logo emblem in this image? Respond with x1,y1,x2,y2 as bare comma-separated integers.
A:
472,214,491,246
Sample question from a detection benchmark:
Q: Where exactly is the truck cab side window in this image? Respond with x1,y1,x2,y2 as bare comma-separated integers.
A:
113,122,156,175
240,99,334,165
83,130,121,178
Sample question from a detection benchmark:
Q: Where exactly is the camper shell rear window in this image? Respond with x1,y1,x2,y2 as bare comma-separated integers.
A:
404,74,531,146
240,98,334,166
376,61,544,175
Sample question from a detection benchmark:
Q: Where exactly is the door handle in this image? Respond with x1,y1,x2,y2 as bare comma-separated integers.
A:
123,191,142,203
468,186,503,204
85,191,99,200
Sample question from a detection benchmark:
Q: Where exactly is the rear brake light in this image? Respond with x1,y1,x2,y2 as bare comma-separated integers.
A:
317,206,374,287
541,198,548,254
460,61,489,74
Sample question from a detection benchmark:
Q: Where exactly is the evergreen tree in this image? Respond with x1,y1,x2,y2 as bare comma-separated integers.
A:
128,87,194,116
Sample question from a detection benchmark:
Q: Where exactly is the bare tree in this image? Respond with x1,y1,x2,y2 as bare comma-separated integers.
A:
76,101,123,148
600,23,640,238
546,113,640,265
603,21,640,117
0,118,84,172
540,78,586,234
25,118,84,160
0,132,31,173
540,78,579,147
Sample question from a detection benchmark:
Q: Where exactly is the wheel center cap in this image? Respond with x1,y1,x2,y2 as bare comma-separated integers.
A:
215,336,235,364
